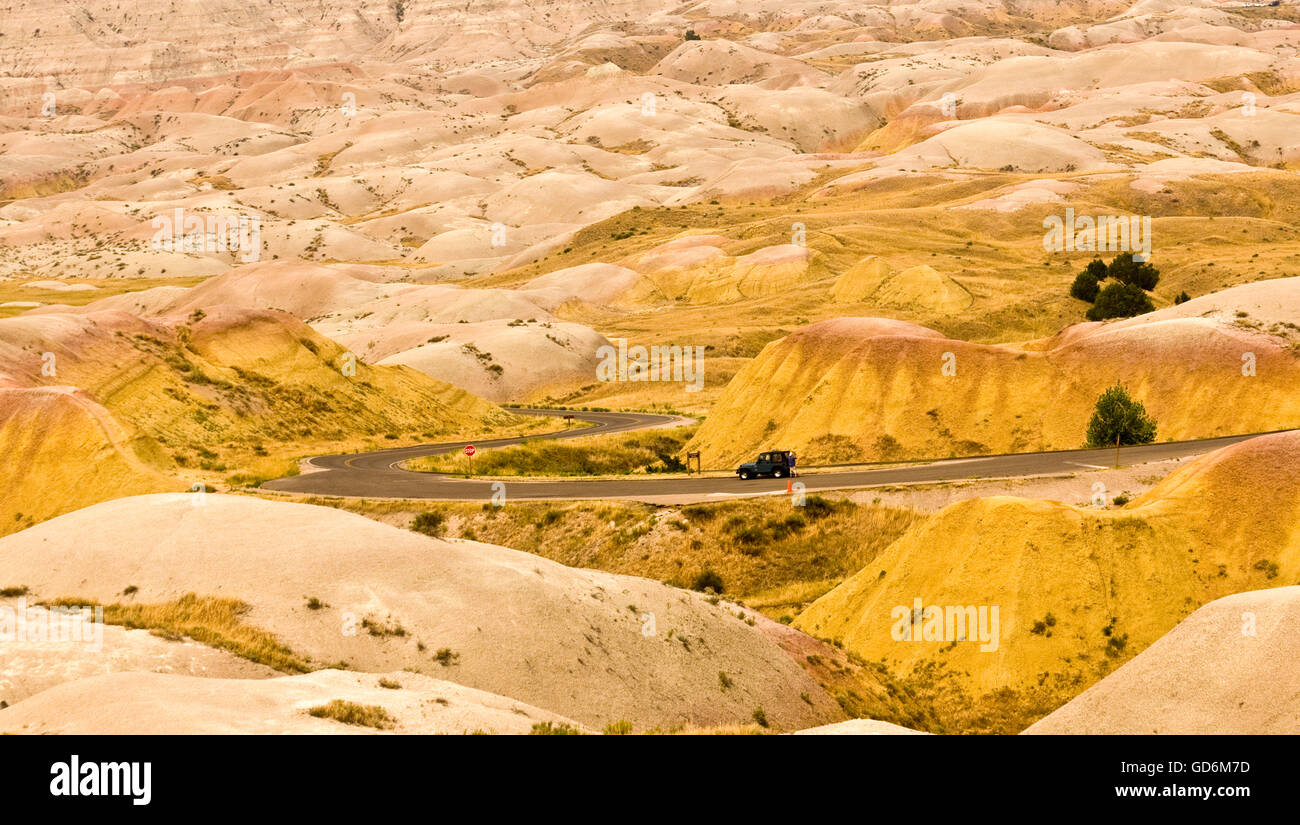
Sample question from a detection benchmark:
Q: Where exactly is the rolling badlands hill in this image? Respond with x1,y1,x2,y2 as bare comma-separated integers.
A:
0,493,850,731
4,0,1300,424
689,278,1300,465
795,430,1300,708
1026,587,1300,734
2,0,1300,739
0,304,524,532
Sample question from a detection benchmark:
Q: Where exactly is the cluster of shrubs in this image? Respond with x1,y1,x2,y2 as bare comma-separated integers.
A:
1069,253,1160,320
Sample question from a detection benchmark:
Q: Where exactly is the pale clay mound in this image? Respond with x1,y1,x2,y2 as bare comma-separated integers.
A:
29,260,613,402
0,604,277,708
367,319,611,403
1025,588,1300,734
0,669,586,735
0,494,844,731
1047,276,1300,351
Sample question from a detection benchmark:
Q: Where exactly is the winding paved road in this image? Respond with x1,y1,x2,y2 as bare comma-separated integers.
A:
260,408,1282,503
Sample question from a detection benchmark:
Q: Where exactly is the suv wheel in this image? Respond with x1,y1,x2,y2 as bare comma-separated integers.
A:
738,470,751,480
774,468,786,478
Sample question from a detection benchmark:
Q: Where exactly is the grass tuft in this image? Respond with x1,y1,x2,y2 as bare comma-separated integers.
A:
307,700,394,729
42,593,311,673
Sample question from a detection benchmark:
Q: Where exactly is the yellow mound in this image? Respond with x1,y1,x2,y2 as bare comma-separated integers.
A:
615,238,826,305
832,262,972,313
878,265,972,313
689,302,1300,465
1,306,507,445
0,306,519,525
794,432,1300,700
683,245,825,304
855,113,948,154
830,257,892,303
1026,587,1300,734
0,387,175,535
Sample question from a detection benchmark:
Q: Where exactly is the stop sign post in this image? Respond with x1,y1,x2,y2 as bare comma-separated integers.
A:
464,443,475,475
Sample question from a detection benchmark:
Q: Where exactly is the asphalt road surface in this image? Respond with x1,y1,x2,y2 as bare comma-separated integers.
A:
261,408,1281,502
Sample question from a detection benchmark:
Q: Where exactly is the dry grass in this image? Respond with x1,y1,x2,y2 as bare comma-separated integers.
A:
42,593,312,673
529,721,584,735
642,723,772,735
297,493,923,616
867,659,1091,735
407,426,696,477
307,700,394,729
0,276,210,319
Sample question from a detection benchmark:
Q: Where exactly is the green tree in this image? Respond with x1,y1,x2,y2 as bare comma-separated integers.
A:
1087,282,1154,320
1084,257,1108,281
1086,383,1157,448
1106,252,1159,290
1070,270,1100,302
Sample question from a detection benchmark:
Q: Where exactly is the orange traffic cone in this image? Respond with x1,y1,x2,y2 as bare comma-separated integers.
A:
786,478,792,493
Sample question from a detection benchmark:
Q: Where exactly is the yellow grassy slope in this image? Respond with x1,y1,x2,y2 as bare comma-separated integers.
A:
479,171,1300,418
794,431,1300,696
0,305,523,526
1,306,512,449
0,387,177,535
688,309,1300,466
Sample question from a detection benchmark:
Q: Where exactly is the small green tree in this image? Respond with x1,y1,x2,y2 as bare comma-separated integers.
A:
1070,270,1100,302
1087,282,1154,320
1106,252,1159,291
1084,257,1108,281
1086,383,1157,448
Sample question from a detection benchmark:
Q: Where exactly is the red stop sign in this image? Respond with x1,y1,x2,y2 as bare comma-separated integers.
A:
464,444,476,457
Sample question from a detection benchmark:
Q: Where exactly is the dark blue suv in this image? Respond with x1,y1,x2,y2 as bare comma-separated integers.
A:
736,451,796,480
